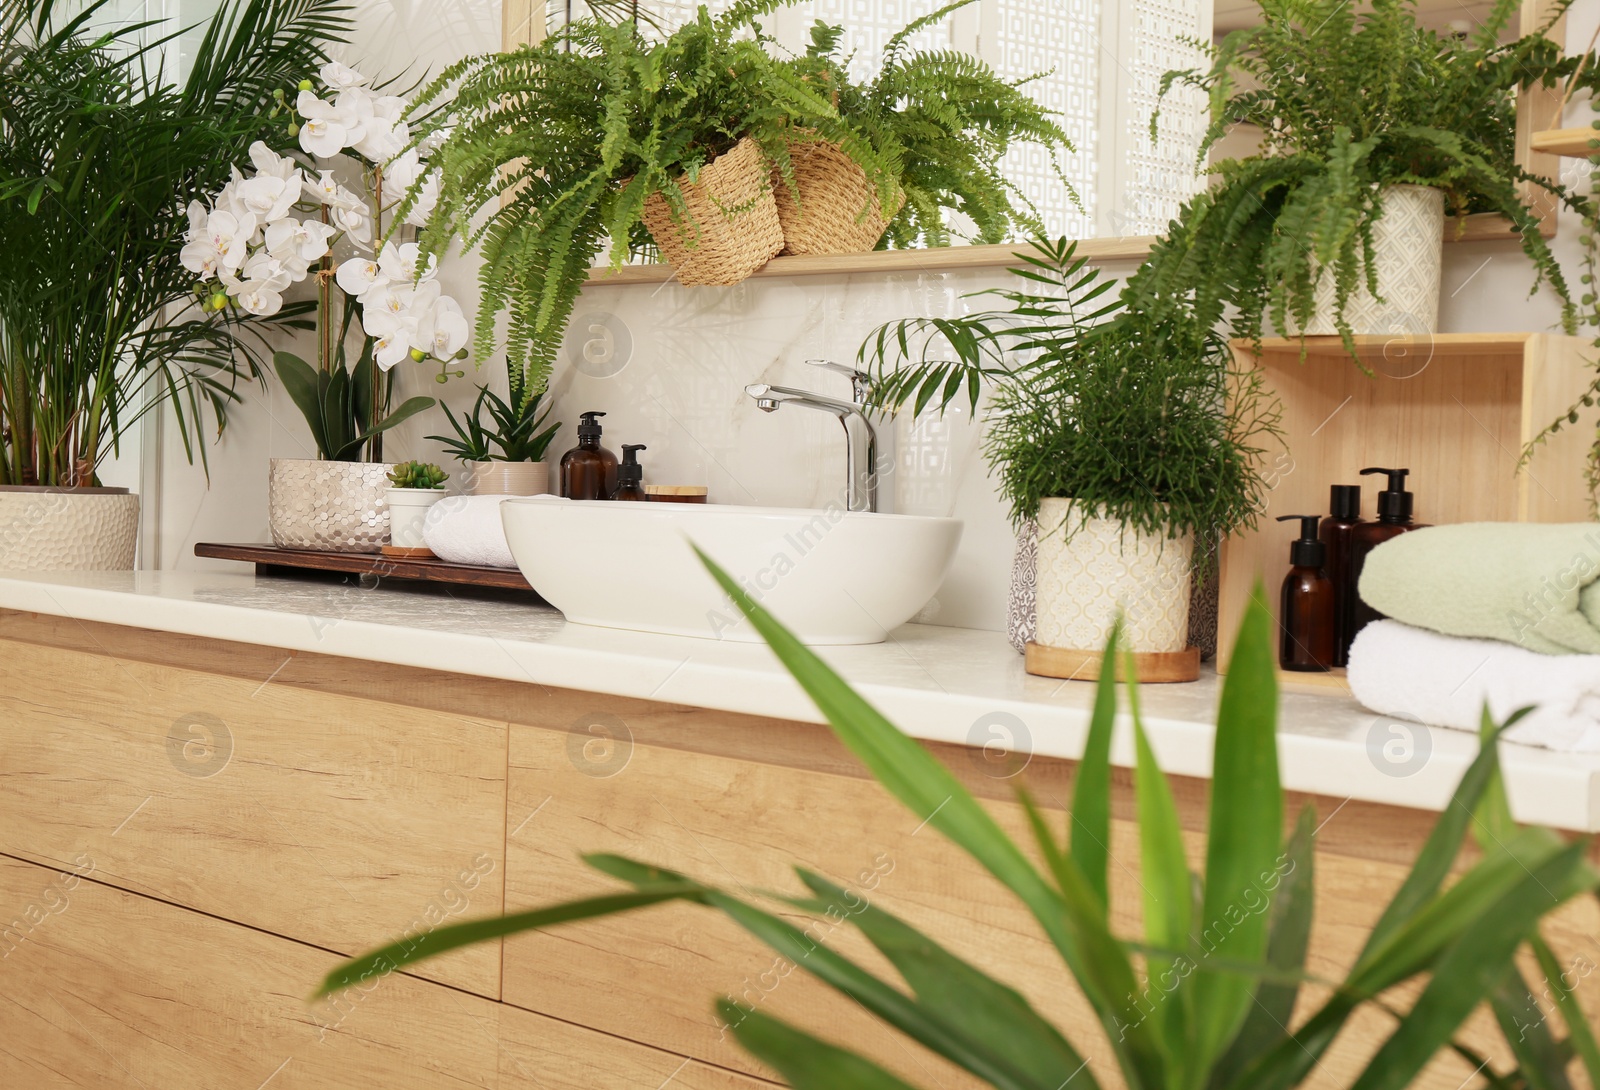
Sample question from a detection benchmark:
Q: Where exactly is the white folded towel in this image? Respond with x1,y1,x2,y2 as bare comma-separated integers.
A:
422,495,519,569
1347,619,1600,753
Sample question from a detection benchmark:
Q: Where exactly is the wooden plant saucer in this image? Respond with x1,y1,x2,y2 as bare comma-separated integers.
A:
1025,642,1201,684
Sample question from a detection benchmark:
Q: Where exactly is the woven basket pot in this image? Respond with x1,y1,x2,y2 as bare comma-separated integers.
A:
773,137,903,256
1296,184,1444,338
0,486,138,569
268,458,394,554
1033,499,1194,655
641,137,784,287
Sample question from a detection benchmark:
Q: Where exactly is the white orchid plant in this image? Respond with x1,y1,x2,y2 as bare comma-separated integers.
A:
181,61,466,461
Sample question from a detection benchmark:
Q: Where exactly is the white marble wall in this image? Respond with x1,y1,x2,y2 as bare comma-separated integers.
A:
146,0,1600,636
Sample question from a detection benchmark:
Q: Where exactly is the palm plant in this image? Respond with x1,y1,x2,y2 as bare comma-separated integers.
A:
1124,0,1581,354
318,552,1599,1090
0,0,349,486
789,6,1075,248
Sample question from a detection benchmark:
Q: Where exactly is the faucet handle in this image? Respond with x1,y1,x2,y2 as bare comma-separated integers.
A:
805,359,873,401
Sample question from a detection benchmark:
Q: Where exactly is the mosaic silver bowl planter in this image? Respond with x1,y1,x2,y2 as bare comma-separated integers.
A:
0,486,139,569
268,458,394,553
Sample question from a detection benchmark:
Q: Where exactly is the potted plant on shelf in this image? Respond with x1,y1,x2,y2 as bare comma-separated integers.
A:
383,461,448,556
859,238,1281,680
185,62,469,554
428,371,562,496
780,7,1074,253
403,1,869,403
0,0,347,569
319,562,1600,1090
1127,0,1579,352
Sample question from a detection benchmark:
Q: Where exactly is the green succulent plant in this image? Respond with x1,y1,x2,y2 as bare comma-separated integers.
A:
1123,0,1581,357
386,460,448,490
427,368,561,464
318,551,1599,1090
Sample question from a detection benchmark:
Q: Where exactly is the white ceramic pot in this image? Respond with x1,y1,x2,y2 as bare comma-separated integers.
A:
0,486,139,569
1032,499,1194,654
268,459,394,554
386,488,446,549
1298,184,1444,337
462,461,549,497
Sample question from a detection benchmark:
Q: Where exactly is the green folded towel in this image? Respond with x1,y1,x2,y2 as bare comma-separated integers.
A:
1357,522,1600,655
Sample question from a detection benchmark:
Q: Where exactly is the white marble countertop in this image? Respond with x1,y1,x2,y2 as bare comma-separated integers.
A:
2,570,1596,833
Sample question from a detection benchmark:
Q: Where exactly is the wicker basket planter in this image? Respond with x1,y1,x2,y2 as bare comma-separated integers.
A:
774,137,903,256
640,137,784,286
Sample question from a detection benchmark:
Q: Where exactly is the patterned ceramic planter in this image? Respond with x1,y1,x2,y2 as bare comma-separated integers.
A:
462,461,549,497
0,486,138,569
268,459,394,553
1032,499,1194,655
1298,184,1443,338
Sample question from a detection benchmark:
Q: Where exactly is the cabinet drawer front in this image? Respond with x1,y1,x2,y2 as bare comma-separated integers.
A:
501,723,1098,1088
0,638,506,996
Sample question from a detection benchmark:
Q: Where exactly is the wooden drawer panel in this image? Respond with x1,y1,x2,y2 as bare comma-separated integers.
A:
501,722,1600,1090
0,855,772,1089
0,637,507,996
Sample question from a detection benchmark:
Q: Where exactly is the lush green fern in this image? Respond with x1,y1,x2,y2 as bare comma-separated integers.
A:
402,2,864,402
790,5,1075,247
1125,0,1582,356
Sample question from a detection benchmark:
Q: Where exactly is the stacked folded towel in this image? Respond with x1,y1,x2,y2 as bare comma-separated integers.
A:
422,495,519,569
1346,522,1600,752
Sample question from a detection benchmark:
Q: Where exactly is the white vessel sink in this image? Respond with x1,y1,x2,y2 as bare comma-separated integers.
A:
500,497,962,644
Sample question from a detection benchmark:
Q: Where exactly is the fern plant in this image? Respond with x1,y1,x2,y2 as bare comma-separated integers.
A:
858,237,1281,559
1124,0,1582,355
402,1,858,403
319,555,1600,1090
789,4,1075,247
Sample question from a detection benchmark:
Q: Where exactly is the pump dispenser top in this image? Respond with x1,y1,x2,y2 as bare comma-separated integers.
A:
613,444,648,501
577,411,606,443
1360,467,1414,524
1276,514,1326,568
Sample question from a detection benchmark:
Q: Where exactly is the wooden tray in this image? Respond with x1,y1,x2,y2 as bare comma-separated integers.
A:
195,542,537,594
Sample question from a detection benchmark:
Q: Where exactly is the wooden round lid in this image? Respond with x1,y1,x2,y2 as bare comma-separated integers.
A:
644,485,709,496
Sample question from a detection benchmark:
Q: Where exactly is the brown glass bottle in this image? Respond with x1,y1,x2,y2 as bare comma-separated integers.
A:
612,444,648,501
1348,467,1429,642
1319,484,1364,667
560,411,618,501
1276,514,1336,672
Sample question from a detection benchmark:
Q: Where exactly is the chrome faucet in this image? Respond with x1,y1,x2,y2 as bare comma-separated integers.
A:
746,359,880,513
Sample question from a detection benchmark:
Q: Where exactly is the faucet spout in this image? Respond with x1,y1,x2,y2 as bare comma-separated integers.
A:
744,382,880,513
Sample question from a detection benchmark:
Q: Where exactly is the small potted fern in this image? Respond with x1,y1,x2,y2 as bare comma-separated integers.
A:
428,373,562,496
384,461,448,555
1129,0,1578,350
406,2,859,401
782,6,1074,253
860,238,1280,679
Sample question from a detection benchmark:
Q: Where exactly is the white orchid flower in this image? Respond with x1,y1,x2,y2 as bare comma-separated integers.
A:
417,295,469,361
265,218,336,264
384,148,424,192
305,169,342,205
355,117,407,163
403,169,441,227
335,255,387,297
296,90,351,158
416,126,452,156
331,88,374,150
362,305,421,370
235,173,302,224
329,189,372,244
180,203,218,274
232,283,286,317
319,61,369,90
200,210,256,274
377,241,435,286
247,141,300,183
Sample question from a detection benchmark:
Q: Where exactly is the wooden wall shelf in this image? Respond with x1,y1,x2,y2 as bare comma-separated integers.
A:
1531,126,1600,157
1217,333,1592,669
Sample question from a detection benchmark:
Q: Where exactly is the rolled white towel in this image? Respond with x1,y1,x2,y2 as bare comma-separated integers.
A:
1347,619,1600,753
422,494,518,569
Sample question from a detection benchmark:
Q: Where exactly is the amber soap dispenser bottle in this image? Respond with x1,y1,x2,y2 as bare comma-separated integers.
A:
612,444,648,501
1319,484,1364,667
1349,466,1428,639
560,411,618,501
1276,514,1336,672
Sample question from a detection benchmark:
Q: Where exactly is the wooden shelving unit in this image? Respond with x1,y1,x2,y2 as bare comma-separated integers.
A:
1532,126,1600,157
1217,333,1592,669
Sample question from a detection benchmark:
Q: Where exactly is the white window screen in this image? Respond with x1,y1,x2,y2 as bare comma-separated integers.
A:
56,0,225,81
561,0,1207,240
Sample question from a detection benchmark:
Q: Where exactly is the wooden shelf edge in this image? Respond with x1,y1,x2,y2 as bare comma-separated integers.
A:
1532,126,1600,157
1230,332,1572,361
583,212,1547,287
